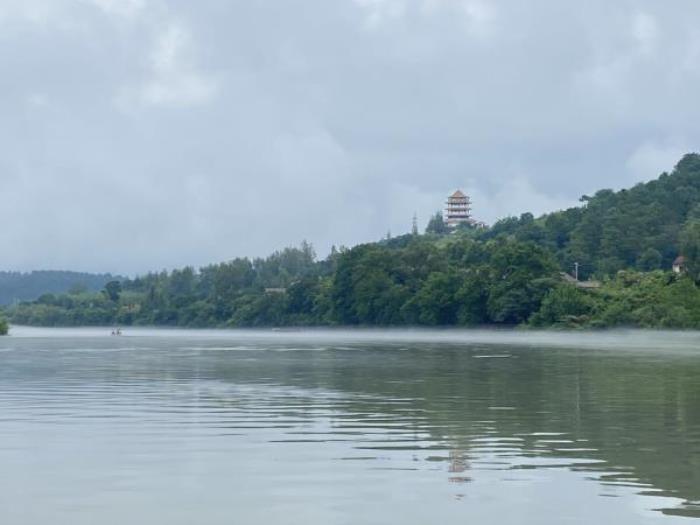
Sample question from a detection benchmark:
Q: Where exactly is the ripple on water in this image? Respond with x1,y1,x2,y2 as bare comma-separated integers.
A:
0,330,699,523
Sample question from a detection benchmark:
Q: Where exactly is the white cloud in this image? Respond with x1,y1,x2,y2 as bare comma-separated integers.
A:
1,0,700,272
355,0,496,35
139,70,217,108
572,10,662,105
152,22,189,72
626,139,689,183
631,11,658,56
26,93,49,108
84,0,146,18
459,0,497,36
354,0,406,28
680,31,700,74
119,21,218,108
466,178,577,224
0,0,59,26
0,0,144,26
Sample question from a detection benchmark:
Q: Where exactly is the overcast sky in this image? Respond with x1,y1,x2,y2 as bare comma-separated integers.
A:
2,0,699,274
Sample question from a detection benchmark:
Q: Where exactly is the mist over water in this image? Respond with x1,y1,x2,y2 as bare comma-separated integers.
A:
9,325,700,352
1,328,699,524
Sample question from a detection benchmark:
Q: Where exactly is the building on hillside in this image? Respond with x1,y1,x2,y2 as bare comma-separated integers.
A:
445,190,476,229
672,256,687,274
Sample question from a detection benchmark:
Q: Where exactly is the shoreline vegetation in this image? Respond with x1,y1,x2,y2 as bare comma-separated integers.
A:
4,153,700,332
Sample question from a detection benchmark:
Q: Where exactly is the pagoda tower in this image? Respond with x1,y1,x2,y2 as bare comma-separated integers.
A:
445,190,474,228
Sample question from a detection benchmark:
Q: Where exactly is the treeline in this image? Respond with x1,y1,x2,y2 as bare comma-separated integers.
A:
5,238,561,328
9,236,700,329
0,270,119,305
6,153,700,330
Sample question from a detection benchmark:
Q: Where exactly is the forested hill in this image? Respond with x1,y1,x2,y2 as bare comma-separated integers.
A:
0,271,119,305
479,153,700,278
6,153,700,330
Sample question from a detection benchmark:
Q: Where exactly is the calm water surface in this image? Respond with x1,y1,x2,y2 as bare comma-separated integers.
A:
1,327,699,524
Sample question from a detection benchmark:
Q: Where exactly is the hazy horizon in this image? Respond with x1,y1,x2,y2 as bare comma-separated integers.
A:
3,0,700,274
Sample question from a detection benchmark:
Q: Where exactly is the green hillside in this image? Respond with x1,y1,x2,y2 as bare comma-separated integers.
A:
6,153,700,330
480,153,700,278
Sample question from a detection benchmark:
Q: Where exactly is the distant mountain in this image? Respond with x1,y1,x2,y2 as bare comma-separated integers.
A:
0,271,120,305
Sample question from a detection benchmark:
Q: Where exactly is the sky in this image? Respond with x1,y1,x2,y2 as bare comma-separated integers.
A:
2,0,700,275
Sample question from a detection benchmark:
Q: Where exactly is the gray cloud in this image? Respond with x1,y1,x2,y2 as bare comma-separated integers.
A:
1,0,699,274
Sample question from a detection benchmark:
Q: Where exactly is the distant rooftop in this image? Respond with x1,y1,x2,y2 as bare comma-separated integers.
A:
450,190,466,199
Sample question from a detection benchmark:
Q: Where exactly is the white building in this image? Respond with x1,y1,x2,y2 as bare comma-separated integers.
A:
445,190,475,228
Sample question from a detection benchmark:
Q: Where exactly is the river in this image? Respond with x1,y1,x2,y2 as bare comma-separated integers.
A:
1,327,699,524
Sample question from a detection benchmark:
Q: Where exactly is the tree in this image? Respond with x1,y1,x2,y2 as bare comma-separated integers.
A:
68,283,88,295
636,248,663,271
425,211,449,235
485,240,558,324
529,285,595,327
0,316,8,335
402,271,461,325
286,277,320,317
103,281,122,302
679,220,700,281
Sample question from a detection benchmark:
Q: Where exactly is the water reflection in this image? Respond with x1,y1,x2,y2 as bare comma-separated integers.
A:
0,328,699,523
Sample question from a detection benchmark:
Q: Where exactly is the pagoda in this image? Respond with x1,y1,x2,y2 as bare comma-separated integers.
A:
445,190,474,228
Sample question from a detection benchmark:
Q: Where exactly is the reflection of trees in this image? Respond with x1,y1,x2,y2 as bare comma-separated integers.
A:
200,343,700,516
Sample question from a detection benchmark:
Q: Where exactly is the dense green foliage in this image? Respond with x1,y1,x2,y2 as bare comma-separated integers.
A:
0,317,7,335
6,153,700,330
425,212,450,234
332,238,557,326
0,271,119,305
5,238,559,328
529,271,700,328
479,153,700,278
